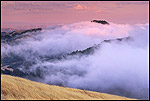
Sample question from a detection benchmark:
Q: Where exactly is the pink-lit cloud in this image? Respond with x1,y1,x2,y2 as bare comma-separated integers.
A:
74,4,88,10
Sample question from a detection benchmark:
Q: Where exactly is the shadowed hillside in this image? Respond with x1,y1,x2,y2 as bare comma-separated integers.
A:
1,75,136,100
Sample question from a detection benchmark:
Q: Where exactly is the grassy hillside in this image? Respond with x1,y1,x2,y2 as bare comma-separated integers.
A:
1,75,136,100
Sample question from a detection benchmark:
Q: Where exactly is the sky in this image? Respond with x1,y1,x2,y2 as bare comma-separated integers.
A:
1,1,149,29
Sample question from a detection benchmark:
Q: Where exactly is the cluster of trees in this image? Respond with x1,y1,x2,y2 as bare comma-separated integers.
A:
91,20,109,25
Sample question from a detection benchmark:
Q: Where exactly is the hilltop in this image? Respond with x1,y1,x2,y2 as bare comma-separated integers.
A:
1,28,42,43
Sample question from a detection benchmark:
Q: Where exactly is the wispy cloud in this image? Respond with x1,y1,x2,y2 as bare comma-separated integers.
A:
74,4,88,10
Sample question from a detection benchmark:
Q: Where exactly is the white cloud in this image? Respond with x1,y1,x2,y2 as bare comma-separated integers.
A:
1,21,149,99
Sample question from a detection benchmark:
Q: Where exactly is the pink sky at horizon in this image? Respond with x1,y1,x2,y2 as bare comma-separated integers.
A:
1,1,149,29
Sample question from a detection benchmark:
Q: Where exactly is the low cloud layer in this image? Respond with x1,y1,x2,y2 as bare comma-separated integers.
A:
1,21,149,99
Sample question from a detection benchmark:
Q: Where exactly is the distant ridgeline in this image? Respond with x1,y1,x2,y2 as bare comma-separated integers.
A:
1,28,42,43
91,20,109,25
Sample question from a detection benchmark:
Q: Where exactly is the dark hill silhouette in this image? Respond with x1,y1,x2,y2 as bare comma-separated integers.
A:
1,28,42,43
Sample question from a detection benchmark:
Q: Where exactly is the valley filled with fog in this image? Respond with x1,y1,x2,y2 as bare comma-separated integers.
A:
1,21,149,99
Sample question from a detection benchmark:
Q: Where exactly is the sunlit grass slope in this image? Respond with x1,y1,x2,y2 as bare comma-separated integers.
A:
1,75,136,100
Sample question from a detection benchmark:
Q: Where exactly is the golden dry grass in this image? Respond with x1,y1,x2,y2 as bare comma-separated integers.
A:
1,75,136,100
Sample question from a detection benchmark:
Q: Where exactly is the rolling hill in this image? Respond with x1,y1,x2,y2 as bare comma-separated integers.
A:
1,75,136,100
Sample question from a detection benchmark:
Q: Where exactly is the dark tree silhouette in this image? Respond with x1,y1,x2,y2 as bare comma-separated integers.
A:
91,20,109,25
